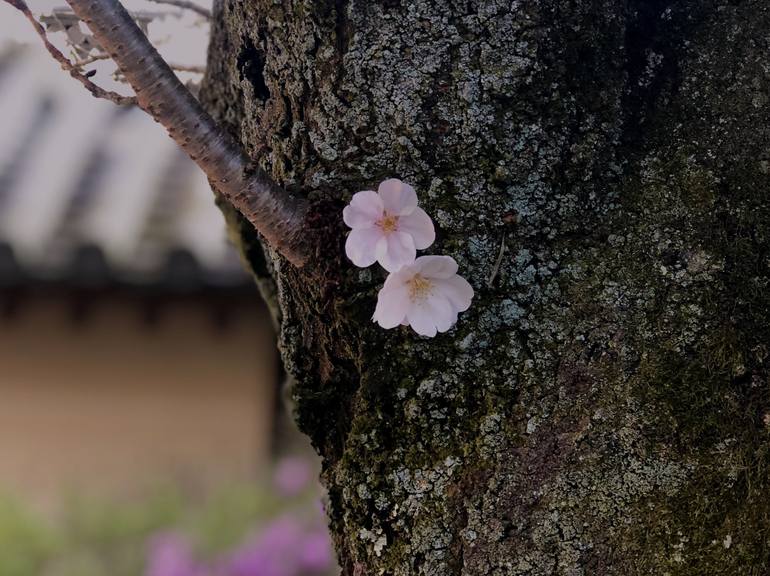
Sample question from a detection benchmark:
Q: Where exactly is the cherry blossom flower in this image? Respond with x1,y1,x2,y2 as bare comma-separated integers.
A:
343,178,435,272
373,256,474,337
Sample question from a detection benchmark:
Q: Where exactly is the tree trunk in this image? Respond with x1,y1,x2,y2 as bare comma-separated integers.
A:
201,1,770,574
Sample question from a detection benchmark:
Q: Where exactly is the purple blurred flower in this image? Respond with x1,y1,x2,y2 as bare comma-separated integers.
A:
298,530,334,572
226,515,303,576
224,514,334,576
145,505,335,576
272,457,313,497
146,533,206,576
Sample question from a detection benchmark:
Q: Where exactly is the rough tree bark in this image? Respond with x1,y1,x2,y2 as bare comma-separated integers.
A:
201,1,770,574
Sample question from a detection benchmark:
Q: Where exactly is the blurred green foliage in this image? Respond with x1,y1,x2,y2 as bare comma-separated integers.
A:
0,496,56,576
0,483,296,576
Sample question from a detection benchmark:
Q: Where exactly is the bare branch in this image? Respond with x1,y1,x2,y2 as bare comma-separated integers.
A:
74,52,112,66
112,59,206,77
2,0,137,106
487,232,506,287
78,52,203,79
63,0,310,266
167,62,206,74
146,0,211,19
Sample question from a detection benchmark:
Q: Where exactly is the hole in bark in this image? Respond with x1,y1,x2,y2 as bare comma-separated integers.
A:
334,0,352,54
237,36,271,101
620,0,701,147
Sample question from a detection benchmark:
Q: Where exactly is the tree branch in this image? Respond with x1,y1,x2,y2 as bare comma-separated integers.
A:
166,62,206,74
66,0,310,266
69,52,205,75
32,0,309,266
146,0,211,20
2,0,136,106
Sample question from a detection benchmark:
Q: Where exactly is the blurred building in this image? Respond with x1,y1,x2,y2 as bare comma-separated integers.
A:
0,44,277,506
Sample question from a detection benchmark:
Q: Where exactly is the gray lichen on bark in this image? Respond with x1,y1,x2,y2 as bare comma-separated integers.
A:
202,0,770,574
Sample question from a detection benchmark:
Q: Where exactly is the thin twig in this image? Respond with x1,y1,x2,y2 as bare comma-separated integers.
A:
168,62,206,73
2,0,136,106
487,232,506,287
146,0,211,19
75,52,112,66
63,0,310,266
111,61,205,83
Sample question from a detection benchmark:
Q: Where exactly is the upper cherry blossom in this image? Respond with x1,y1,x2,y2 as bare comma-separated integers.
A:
343,178,435,272
372,255,474,337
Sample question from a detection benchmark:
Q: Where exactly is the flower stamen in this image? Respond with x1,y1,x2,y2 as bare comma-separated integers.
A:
407,274,433,302
376,212,399,234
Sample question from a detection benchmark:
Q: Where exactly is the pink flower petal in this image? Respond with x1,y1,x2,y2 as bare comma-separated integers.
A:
343,190,383,229
407,296,454,336
397,208,435,250
346,228,386,268
375,234,389,261
378,179,418,216
435,275,474,312
382,265,414,289
373,284,410,328
406,304,438,337
429,293,457,333
415,255,458,279
379,231,416,272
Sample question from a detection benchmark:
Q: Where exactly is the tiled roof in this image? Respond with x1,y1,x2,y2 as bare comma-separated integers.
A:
0,44,249,289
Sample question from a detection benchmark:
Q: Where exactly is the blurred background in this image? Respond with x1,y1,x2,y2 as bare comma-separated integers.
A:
0,2,336,575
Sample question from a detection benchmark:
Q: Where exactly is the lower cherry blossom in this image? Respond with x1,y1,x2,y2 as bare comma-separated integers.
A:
373,256,474,337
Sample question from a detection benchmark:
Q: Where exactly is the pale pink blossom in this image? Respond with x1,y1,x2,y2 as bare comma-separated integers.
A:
373,256,474,337
343,178,435,272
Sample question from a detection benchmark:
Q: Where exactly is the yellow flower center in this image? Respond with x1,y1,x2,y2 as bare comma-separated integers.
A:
407,274,433,302
377,213,399,233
